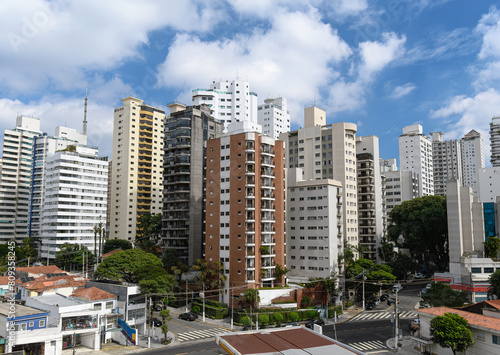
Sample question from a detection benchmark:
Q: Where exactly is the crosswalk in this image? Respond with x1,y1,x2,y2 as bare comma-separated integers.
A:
177,327,229,342
350,310,417,321
347,340,387,352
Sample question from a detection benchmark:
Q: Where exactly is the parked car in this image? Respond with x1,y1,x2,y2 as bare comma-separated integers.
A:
426,283,432,290
155,304,163,312
409,318,420,333
421,288,427,294
380,294,389,301
148,317,162,327
415,272,423,279
365,302,376,310
179,312,198,321
305,319,325,329
392,283,405,293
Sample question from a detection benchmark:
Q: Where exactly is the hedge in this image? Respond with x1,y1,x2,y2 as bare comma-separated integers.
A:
231,306,343,325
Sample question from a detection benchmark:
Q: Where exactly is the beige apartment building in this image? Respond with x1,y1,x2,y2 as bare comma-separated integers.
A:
110,97,165,242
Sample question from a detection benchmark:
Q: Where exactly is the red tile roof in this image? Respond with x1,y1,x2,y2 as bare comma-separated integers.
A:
418,307,500,332
100,249,123,258
16,265,65,275
0,276,10,285
485,300,500,310
71,287,116,301
20,275,86,293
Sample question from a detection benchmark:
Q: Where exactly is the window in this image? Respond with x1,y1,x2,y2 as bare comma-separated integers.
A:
94,303,102,310
29,321,34,327
493,335,499,345
106,301,113,309
39,320,45,327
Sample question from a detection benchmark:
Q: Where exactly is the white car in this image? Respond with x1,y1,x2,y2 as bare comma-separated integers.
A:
415,272,423,279
392,284,404,293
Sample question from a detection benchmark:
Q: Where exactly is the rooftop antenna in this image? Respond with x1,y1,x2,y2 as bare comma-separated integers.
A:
83,88,88,135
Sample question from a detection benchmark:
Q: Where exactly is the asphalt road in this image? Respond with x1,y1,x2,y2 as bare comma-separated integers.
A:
145,339,223,355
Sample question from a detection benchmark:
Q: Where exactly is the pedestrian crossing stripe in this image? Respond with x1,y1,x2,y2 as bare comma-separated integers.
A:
348,340,386,351
178,328,228,342
350,310,417,321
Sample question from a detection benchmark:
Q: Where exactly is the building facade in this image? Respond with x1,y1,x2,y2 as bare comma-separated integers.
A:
280,107,358,248
257,97,290,140
162,103,223,265
461,129,485,197
399,124,433,197
286,168,343,282
204,132,285,303
478,167,500,203
0,116,42,243
430,131,462,196
110,97,165,242
490,116,500,167
383,170,419,216
356,136,386,261
192,78,258,131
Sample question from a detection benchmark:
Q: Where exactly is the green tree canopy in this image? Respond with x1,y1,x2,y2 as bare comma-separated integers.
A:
102,239,132,254
346,258,396,296
55,243,93,271
430,313,474,355
159,308,172,344
422,282,468,307
243,288,260,308
484,236,500,259
162,248,182,270
137,213,162,244
388,253,420,280
489,270,500,298
94,249,163,283
136,265,176,295
388,195,448,271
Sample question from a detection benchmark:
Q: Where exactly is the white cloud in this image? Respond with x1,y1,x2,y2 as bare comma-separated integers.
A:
157,9,352,124
431,89,500,164
359,32,406,81
477,6,500,60
0,0,223,94
331,0,368,16
326,80,365,113
388,82,416,99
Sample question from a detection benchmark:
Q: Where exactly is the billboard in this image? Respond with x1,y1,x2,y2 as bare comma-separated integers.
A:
118,318,136,345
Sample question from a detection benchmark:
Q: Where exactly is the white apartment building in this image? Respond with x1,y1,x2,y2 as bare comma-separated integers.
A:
257,97,290,140
490,116,500,167
399,124,434,197
29,127,91,241
110,97,164,242
430,131,462,196
192,78,258,131
0,116,42,243
384,170,419,216
280,107,358,248
38,146,108,259
380,158,397,172
478,167,500,203
461,129,485,197
286,168,343,282
356,136,386,261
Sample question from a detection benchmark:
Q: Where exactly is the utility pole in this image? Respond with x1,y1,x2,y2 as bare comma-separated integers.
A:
185,280,189,312
230,287,234,330
395,289,399,350
147,296,151,349
362,270,365,310
202,282,206,322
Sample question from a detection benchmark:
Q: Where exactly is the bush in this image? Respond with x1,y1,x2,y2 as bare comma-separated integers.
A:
289,312,299,322
191,305,200,313
306,310,318,319
272,313,284,325
240,316,250,326
301,296,311,308
258,314,269,326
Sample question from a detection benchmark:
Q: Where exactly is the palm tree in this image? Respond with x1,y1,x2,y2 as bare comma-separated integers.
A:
171,261,189,287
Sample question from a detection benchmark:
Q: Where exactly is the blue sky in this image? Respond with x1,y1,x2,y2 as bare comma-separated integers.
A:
1,0,499,165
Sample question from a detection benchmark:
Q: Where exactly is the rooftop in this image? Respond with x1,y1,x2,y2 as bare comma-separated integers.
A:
71,287,116,301
216,327,366,355
16,265,65,276
0,303,48,318
20,275,86,293
100,249,123,258
418,307,500,332
31,293,89,307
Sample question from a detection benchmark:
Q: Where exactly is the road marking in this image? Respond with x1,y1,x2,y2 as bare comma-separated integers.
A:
348,340,386,351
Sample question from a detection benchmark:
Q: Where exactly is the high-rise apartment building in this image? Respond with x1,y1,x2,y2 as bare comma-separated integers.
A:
430,132,462,196
461,130,485,197
280,107,358,247
257,97,290,140
204,131,285,303
162,103,223,265
384,170,419,215
490,116,500,167
110,97,165,242
477,167,500,203
356,136,386,261
28,126,107,260
286,168,343,282
192,78,258,131
0,116,42,243
399,124,433,197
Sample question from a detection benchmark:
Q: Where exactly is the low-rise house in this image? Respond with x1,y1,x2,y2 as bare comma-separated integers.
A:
0,303,61,354
413,306,500,354
15,265,66,279
18,274,86,301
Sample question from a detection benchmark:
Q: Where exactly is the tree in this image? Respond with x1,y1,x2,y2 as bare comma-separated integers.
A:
94,249,163,283
159,309,172,344
55,243,93,271
388,253,419,280
136,265,176,295
243,288,259,308
388,195,448,271
484,236,500,259
488,270,500,298
170,261,189,287
423,283,468,307
20,236,41,260
430,313,474,355
0,243,25,266
191,258,220,291
274,263,289,285
93,222,106,259
377,238,396,263
162,249,182,270
102,239,132,255
137,213,162,244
